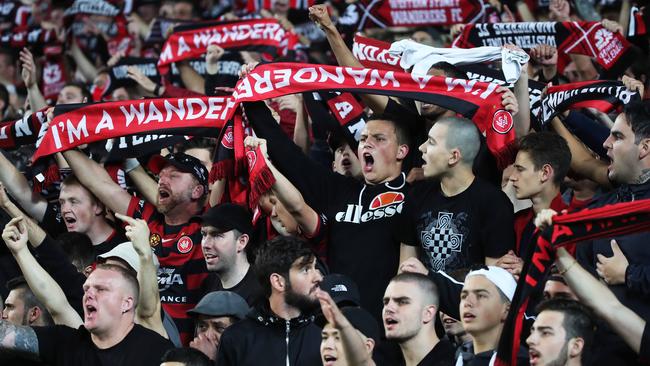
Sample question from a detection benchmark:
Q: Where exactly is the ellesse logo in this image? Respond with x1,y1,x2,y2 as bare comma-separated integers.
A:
335,191,405,223
369,192,404,210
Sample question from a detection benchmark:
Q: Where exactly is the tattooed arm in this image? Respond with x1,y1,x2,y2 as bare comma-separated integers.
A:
0,320,39,357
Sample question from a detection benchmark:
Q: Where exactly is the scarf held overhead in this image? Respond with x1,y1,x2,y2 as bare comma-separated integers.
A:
453,21,634,76
0,108,48,150
34,63,512,160
33,97,232,161
495,198,650,366
345,0,485,29
539,80,640,126
157,19,286,73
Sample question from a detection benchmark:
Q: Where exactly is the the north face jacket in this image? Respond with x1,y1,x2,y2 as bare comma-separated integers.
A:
216,303,321,366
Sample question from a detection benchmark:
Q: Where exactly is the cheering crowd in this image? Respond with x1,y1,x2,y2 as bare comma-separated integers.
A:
0,0,649,365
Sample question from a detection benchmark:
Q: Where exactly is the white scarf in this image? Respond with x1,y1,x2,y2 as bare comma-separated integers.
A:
389,39,530,83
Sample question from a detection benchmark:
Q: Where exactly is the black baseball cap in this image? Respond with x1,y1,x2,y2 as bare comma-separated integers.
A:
316,306,381,343
149,152,209,190
197,203,253,236
320,273,361,307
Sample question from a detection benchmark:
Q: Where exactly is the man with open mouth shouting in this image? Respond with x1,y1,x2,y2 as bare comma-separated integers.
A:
245,98,410,323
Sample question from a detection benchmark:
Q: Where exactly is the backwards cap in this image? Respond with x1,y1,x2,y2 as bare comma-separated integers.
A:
465,266,517,302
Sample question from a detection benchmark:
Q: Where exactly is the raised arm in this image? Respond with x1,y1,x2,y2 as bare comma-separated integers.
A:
557,247,645,353
244,136,320,236
124,158,159,206
511,57,530,137
0,182,46,247
61,149,132,215
115,213,167,338
308,5,390,114
2,217,82,328
244,100,346,213
67,39,99,82
316,289,375,366
19,48,47,111
550,116,611,188
209,179,226,207
0,151,48,221
177,61,205,95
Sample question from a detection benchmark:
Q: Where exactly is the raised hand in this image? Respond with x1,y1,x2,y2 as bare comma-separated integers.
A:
529,45,558,66
309,4,334,31
2,217,28,254
19,48,37,88
115,213,151,256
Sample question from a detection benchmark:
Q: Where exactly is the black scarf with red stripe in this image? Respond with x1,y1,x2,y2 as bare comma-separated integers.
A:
453,21,635,77
495,198,650,366
540,80,641,126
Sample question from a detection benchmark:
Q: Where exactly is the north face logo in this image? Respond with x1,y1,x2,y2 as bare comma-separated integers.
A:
331,284,348,292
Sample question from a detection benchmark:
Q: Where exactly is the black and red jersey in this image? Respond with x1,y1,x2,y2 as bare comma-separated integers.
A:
127,196,208,346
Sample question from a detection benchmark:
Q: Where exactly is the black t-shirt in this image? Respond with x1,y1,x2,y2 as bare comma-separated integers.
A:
201,266,263,307
397,178,515,273
375,339,456,366
40,201,67,238
34,324,173,366
92,228,128,257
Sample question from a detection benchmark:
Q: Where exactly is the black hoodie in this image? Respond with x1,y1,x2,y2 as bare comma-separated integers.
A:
216,303,322,366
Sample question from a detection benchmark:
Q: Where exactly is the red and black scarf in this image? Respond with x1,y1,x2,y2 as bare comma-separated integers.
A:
352,34,403,72
33,97,232,161
35,63,514,162
344,0,485,29
0,26,57,50
495,198,650,366
0,108,47,150
157,19,286,74
209,111,275,209
628,5,647,37
453,21,635,77
246,0,316,12
303,90,368,150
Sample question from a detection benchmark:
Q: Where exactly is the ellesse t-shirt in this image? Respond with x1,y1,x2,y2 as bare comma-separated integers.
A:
319,173,410,321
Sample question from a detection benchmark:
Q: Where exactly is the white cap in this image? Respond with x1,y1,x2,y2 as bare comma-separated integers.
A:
465,266,517,302
97,242,159,274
